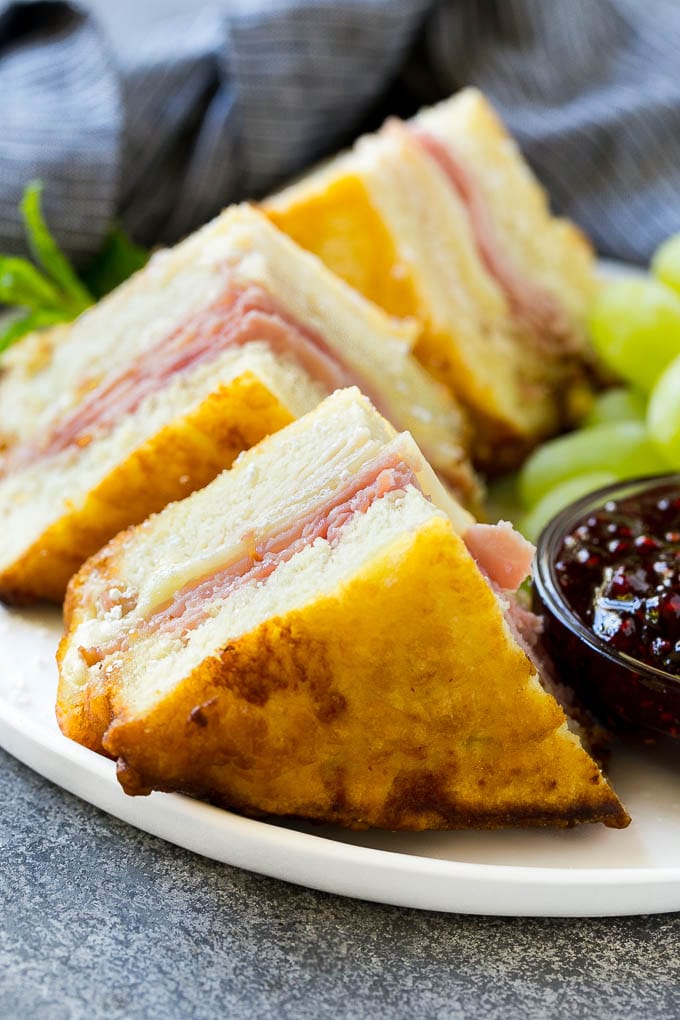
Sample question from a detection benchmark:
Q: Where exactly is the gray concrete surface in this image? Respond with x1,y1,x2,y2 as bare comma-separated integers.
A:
2,746,680,1019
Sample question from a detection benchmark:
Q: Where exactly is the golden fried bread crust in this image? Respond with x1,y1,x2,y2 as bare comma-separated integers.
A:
267,171,423,322
57,516,628,830
1,374,294,604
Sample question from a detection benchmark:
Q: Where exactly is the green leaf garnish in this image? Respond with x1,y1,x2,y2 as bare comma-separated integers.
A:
0,256,63,310
0,181,148,356
20,181,92,313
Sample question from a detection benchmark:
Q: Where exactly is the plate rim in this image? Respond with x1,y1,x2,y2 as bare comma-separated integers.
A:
3,690,680,918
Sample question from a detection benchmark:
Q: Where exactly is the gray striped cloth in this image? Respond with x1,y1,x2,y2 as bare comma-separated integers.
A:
1,0,679,267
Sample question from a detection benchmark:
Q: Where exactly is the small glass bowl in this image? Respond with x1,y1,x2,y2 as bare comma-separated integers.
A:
532,474,680,739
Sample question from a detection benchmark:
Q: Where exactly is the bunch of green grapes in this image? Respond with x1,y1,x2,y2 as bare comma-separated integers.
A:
515,235,680,541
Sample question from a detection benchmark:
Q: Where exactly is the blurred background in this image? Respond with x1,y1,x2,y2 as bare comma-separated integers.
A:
1,0,679,271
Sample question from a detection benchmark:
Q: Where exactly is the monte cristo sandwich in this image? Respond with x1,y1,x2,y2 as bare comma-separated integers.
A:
57,389,628,831
0,205,476,604
266,88,598,468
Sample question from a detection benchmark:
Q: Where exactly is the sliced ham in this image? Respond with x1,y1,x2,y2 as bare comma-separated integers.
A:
406,125,572,347
111,489,529,652
79,439,531,663
9,283,388,473
149,455,417,636
80,454,418,666
463,521,534,592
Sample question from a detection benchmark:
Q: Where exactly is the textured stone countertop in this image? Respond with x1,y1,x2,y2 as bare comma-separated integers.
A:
2,747,680,1020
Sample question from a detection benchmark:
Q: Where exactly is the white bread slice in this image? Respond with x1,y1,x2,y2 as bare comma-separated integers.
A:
0,206,476,604
266,88,597,466
57,389,628,831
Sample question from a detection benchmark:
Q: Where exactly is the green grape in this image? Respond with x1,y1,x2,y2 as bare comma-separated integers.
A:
652,233,680,295
519,421,670,508
647,352,680,469
588,279,680,392
520,472,618,542
583,387,646,427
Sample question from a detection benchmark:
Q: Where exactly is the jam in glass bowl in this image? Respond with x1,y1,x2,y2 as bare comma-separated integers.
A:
532,474,680,738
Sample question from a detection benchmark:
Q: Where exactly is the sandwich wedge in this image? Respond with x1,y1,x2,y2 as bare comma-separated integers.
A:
266,88,598,467
0,205,476,604
57,388,628,831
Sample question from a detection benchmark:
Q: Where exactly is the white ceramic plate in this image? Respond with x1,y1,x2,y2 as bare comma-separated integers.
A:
3,259,677,917
2,603,680,917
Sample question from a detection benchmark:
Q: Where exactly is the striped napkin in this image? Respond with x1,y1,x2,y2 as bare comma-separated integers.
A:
1,0,679,266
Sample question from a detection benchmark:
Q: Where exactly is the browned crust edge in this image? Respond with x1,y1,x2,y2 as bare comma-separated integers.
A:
1,373,296,604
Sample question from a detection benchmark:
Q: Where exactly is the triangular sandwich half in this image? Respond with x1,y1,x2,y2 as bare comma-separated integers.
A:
57,388,628,831
0,205,476,604
266,88,597,468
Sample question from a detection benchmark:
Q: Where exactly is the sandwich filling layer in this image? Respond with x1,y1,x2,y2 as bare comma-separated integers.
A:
79,451,419,666
148,454,418,636
404,124,572,352
79,455,532,672
4,283,383,476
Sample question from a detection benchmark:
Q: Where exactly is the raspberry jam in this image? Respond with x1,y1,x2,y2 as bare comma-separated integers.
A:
554,482,680,675
532,475,680,738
